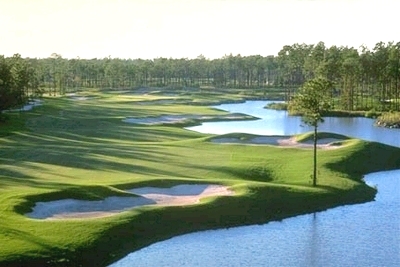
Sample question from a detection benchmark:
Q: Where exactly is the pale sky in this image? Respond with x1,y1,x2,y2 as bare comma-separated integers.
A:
0,0,398,59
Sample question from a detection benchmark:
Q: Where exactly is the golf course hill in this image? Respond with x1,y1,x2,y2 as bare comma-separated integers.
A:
1,90,400,266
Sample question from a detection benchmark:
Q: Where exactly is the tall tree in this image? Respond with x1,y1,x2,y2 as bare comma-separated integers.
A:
340,47,360,110
289,78,333,186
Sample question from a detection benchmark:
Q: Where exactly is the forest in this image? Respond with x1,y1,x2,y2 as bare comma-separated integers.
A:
1,41,399,114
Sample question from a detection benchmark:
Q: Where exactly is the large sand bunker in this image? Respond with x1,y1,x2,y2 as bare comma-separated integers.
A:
211,136,344,149
26,184,233,220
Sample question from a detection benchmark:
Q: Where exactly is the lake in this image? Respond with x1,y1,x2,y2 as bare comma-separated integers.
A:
188,100,400,147
110,101,400,267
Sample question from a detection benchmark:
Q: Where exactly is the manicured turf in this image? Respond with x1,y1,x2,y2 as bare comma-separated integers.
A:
1,89,400,266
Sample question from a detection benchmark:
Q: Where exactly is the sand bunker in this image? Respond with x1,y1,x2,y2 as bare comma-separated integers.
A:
65,93,95,101
69,96,94,101
135,99,190,105
212,136,344,149
123,115,194,125
26,184,233,220
123,113,251,125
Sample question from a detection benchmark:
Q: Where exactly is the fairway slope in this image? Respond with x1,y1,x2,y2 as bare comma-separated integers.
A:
1,90,400,267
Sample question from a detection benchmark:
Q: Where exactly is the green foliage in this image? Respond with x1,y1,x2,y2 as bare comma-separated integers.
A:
289,78,333,127
0,54,41,112
365,109,381,118
289,78,333,186
2,40,400,113
265,102,288,110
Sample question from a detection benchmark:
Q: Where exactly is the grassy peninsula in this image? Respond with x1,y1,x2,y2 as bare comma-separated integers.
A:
1,88,400,266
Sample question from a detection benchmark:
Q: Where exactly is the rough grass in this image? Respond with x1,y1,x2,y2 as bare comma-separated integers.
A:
1,89,400,266
376,111,400,128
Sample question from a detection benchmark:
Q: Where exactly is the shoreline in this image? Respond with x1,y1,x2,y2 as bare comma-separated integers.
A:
1,94,397,267
6,182,376,267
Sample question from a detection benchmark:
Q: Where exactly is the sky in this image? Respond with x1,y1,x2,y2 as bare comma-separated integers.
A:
0,0,398,59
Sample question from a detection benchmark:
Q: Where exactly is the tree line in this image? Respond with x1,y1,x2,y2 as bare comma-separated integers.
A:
0,54,42,114
1,41,399,113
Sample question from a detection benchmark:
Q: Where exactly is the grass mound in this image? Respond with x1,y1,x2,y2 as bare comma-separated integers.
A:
294,132,349,142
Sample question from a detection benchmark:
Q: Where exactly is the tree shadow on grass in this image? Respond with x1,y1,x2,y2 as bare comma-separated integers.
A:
325,141,400,180
171,161,274,183
0,168,71,190
1,130,182,171
0,225,70,266
0,225,60,251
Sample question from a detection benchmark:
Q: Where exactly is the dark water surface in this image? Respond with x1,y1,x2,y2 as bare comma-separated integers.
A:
110,101,400,267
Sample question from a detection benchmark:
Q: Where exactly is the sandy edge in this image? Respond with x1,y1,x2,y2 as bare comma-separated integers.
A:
26,184,234,220
212,136,344,150
122,114,249,125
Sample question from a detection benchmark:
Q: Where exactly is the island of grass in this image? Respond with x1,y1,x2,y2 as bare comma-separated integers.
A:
376,111,400,128
1,89,400,266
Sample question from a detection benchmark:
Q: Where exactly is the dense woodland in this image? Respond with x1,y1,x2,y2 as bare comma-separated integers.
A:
1,41,399,113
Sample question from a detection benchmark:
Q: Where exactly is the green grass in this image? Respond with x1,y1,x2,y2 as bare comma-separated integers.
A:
265,102,288,110
1,89,400,266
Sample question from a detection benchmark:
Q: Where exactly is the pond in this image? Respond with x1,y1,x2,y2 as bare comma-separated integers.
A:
187,100,400,147
110,101,400,267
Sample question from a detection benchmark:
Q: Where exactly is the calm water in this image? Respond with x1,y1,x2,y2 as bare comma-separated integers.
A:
111,101,400,267
188,100,400,147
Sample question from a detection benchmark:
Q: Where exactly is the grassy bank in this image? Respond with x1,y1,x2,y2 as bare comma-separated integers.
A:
376,111,400,128
266,101,382,118
1,89,400,266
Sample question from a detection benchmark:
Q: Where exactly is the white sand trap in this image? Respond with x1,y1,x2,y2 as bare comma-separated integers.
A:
69,96,93,101
135,99,190,105
26,196,155,220
123,115,191,125
123,113,252,125
278,137,344,149
127,184,233,206
26,184,233,220
212,136,344,149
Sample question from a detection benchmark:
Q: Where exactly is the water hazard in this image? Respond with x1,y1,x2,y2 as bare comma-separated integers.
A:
110,101,400,267
188,100,400,147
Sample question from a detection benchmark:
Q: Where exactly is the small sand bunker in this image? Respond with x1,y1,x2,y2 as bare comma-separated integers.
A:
123,113,252,125
65,93,95,101
123,115,193,125
135,99,191,105
212,136,344,149
69,96,94,101
26,184,233,220
277,137,343,149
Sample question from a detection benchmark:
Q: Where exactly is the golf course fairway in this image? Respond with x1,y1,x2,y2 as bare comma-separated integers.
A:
1,89,400,266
